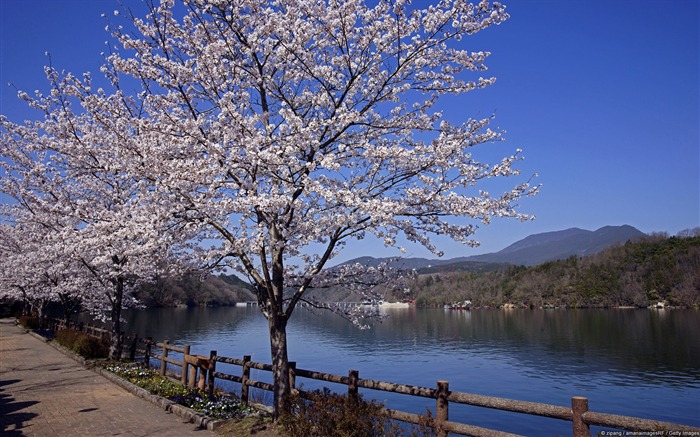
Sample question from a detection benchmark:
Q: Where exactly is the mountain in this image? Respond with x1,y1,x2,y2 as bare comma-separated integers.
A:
465,225,646,266
218,273,255,290
341,225,647,272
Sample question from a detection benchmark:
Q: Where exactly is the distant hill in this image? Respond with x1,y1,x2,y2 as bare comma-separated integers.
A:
136,272,255,307
341,225,647,272
218,273,255,290
410,234,700,309
417,260,509,274
464,225,646,266
137,225,648,306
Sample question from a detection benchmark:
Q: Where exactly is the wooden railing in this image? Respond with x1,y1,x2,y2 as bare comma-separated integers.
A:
45,318,700,436
47,318,111,339
206,353,700,437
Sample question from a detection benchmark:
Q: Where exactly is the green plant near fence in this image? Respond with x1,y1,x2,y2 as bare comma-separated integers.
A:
106,363,191,398
18,315,41,330
104,363,255,420
55,329,110,359
279,387,433,437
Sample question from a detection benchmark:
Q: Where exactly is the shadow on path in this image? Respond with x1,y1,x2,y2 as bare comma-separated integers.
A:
0,379,38,436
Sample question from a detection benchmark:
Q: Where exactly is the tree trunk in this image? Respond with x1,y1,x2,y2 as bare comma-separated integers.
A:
36,299,48,329
59,293,80,327
109,276,124,360
268,314,291,419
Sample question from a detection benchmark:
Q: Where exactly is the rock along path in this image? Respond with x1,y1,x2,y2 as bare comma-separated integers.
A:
0,318,214,436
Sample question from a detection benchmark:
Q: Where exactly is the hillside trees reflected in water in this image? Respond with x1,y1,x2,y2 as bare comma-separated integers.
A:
286,308,700,383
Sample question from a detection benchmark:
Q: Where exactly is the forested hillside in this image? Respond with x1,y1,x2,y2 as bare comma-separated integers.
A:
132,234,699,309
409,234,700,308
135,273,254,307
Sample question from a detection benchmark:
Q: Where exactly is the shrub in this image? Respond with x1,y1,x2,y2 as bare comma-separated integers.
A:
55,328,81,349
18,315,41,330
55,329,109,359
73,335,110,359
280,388,438,437
280,388,397,437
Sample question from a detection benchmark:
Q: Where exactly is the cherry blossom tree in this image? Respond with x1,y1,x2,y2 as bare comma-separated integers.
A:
98,0,539,415
0,220,54,322
0,67,186,358
0,216,96,326
0,137,92,325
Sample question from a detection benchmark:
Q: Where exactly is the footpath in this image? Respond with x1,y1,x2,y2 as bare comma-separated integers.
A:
0,318,214,437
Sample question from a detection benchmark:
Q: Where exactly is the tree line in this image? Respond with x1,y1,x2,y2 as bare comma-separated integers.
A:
134,273,254,307
408,232,700,309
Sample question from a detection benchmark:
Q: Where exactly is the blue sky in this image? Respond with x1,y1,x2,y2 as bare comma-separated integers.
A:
1,0,698,262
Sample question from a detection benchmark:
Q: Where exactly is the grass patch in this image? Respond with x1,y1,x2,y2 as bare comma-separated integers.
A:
103,363,256,420
213,414,280,436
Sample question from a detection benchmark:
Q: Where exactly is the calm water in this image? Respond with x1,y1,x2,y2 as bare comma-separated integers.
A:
111,307,700,435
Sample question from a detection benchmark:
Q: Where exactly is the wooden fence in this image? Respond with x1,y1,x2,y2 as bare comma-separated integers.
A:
47,318,700,436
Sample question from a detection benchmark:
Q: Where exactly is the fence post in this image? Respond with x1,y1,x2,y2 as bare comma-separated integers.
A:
207,351,217,397
197,360,207,391
436,380,449,437
241,355,251,404
289,361,296,392
189,360,198,389
144,337,152,368
348,370,359,404
572,396,589,437
129,334,138,361
182,344,191,385
159,340,169,376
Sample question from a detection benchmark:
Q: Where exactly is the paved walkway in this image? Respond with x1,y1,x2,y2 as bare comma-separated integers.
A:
0,318,214,436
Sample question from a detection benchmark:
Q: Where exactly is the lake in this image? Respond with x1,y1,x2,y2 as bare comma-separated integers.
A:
111,306,700,435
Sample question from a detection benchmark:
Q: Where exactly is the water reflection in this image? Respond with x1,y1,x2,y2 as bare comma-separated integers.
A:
112,307,700,386
120,306,253,342
287,308,699,383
